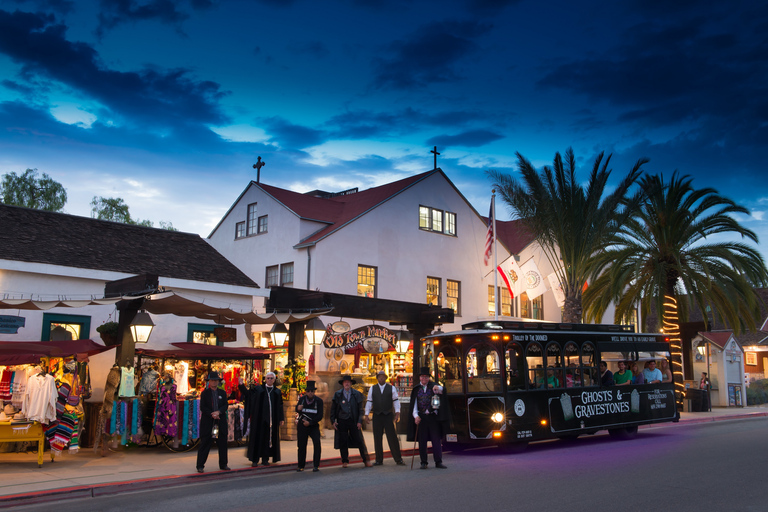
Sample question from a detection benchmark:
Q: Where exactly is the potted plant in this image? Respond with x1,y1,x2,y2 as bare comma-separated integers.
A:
96,321,120,346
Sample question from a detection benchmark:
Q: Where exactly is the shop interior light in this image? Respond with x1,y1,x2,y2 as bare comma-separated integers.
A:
259,334,269,349
305,317,326,346
396,330,412,353
129,310,155,344
270,323,289,347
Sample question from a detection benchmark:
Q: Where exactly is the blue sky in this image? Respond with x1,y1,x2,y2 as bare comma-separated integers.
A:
0,0,766,260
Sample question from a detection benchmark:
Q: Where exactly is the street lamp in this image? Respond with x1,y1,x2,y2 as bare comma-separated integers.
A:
129,310,155,344
270,323,289,347
396,329,412,353
305,317,326,346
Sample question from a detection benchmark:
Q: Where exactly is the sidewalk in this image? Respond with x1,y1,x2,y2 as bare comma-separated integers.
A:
1,405,766,505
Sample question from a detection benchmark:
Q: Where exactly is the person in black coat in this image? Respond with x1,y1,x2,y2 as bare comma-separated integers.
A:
330,374,371,467
407,366,449,469
295,380,323,472
196,371,230,473
240,371,284,466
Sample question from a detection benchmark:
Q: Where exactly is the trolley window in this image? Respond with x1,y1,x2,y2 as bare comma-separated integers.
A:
545,342,563,389
526,342,545,389
564,342,581,387
466,343,502,393
505,342,525,391
437,345,463,394
582,342,597,387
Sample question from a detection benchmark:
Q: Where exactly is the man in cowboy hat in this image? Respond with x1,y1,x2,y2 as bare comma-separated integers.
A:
196,371,230,473
295,380,323,472
330,374,371,467
407,366,448,469
365,370,405,466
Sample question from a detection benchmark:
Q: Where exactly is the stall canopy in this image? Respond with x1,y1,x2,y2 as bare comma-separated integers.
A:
135,342,277,360
0,290,332,325
0,339,114,365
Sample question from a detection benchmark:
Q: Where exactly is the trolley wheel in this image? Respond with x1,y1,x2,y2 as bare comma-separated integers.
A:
608,426,637,440
498,442,528,454
556,433,580,442
624,425,638,439
161,435,199,453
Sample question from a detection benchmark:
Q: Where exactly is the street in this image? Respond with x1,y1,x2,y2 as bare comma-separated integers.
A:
7,417,767,512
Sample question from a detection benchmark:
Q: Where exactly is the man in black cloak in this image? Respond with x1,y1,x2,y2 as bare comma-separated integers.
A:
240,371,284,466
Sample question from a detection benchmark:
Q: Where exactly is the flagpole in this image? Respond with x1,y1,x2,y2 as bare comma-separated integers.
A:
492,190,498,321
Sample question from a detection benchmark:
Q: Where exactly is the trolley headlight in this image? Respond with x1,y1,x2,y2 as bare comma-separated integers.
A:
491,412,505,423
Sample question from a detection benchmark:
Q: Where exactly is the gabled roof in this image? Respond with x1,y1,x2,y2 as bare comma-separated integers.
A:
696,330,737,350
736,330,768,347
488,218,537,255
0,204,258,289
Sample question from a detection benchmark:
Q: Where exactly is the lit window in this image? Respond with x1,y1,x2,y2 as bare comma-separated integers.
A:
246,203,258,235
432,208,443,232
418,205,456,236
358,265,377,298
235,221,245,239
445,212,456,235
419,206,430,229
427,277,441,306
447,280,460,316
265,265,279,287
280,262,294,287
258,215,268,234
43,313,90,341
500,287,512,316
488,285,496,316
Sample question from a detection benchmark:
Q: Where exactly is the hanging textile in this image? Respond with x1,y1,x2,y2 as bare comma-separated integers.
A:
154,383,178,437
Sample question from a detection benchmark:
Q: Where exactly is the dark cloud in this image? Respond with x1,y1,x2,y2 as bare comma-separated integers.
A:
95,0,192,38
259,116,328,149
7,0,74,14
427,129,504,148
0,9,230,133
372,20,492,89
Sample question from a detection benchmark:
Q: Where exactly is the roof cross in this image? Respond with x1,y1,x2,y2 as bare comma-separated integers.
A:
253,156,266,183
430,146,440,170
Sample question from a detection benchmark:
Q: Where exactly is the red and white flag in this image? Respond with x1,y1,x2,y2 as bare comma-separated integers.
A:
497,256,522,299
484,196,494,266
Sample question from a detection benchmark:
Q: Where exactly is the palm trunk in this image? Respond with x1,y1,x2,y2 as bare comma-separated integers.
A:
562,291,583,324
662,294,684,404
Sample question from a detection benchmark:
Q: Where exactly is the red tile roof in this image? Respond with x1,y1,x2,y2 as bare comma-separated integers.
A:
697,330,736,350
483,217,537,255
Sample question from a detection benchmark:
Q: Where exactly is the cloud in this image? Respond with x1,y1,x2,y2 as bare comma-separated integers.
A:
95,0,214,37
0,10,230,134
259,116,328,149
372,20,492,89
427,129,504,148
7,0,74,14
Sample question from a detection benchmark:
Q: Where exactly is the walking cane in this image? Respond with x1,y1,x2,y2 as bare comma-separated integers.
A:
410,423,419,470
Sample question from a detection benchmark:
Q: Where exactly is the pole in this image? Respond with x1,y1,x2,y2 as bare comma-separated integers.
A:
492,191,498,320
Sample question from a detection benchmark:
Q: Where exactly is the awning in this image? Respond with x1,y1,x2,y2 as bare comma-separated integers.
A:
0,290,332,325
0,339,114,365
135,342,277,360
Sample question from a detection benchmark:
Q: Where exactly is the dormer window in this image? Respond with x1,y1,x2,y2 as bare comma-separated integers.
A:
419,206,456,236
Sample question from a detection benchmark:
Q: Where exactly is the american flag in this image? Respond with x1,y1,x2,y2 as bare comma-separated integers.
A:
484,196,494,266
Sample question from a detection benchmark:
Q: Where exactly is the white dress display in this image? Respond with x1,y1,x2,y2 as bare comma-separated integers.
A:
22,372,58,424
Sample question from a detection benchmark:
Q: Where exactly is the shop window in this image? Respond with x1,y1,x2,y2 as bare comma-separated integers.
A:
258,215,268,234
188,323,223,346
427,277,441,306
447,279,460,316
42,313,90,341
246,203,258,235
280,262,294,287
357,265,377,298
266,265,279,287
437,345,463,394
235,221,245,239
526,342,544,389
466,343,501,392
545,342,563,388
505,342,525,390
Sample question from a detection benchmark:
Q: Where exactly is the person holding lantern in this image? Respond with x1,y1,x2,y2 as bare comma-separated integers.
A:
196,371,230,473
295,380,323,472
407,366,448,469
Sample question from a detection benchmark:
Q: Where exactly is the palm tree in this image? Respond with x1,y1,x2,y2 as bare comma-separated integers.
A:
583,172,768,397
488,148,648,323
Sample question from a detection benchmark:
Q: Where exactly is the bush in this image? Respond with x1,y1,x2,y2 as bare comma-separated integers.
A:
746,379,768,405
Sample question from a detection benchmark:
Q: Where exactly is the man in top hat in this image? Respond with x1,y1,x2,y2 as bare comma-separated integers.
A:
196,371,230,473
407,366,448,469
330,375,371,467
295,380,323,472
365,370,405,466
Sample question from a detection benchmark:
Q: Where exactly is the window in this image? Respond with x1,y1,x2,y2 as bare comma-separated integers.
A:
357,265,377,298
466,343,501,392
582,342,597,387
246,203,258,235
500,287,512,316
188,323,223,346
42,313,90,341
447,280,460,316
418,205,457,236
487,285,495,316
526,342,545,389
427,277,441,306
520,292,544,320
258,215,268,234
620,309,638,332
437,345,462,393
265,265,279,287
545,343,563,389
564,342,581,387
445,212,456,236
505,342,525,390
235,221,245,239
280,262,294,287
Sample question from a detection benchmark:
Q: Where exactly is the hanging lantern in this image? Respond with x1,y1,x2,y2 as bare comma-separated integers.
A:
270,323,289,347
396,329,412,353
305,317,326,346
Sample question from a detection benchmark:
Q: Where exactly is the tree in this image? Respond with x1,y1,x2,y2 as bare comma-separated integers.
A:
488,148,648,323
90,196,176,230
583,172,768,397
1,168,67,211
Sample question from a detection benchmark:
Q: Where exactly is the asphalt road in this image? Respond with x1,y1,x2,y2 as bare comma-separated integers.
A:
8,418,767,512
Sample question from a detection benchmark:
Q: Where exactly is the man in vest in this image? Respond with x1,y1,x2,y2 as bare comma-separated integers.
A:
407,366,448,469
364,370,405,466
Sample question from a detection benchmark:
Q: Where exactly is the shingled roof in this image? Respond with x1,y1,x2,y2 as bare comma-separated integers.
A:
0,204,258,289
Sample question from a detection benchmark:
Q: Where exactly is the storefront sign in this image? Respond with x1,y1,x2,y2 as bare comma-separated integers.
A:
323,324,396,352
0,315,25,334
547,387,676,433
